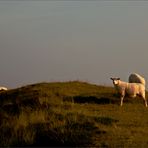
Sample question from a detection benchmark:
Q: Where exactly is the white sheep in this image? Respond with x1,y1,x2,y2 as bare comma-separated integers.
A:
129,73,145,86
110,78,147,107
0,87,8,91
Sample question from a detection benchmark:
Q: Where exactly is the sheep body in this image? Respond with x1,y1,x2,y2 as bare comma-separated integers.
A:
129,73,145,86
114,80,145,98
111,78,147,107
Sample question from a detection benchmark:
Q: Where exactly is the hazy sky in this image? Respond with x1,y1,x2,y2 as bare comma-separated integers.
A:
1,1,148,88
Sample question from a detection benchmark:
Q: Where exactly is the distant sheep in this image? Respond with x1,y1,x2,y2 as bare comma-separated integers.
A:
129,73,145,86
110,78,147,107
0,87,8,91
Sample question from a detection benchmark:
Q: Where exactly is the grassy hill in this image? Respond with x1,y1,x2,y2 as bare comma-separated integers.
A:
0,81,148,147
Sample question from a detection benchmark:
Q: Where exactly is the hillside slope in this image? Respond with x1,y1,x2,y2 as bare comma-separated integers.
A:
0,81,148,147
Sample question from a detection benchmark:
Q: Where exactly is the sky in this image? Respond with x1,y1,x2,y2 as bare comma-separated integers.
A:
0,1,148,88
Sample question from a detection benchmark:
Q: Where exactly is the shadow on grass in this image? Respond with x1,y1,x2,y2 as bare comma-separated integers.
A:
63,95,118,105
93,116,119,126
2,103,20,115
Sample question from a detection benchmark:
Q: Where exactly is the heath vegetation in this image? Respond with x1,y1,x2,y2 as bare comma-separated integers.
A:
0,81,148,147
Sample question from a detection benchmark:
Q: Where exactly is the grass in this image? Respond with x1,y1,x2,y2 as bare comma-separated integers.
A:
0,81,148,147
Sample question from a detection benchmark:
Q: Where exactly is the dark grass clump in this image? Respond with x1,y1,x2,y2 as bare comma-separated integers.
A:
0,110,101,147
31,119,97,147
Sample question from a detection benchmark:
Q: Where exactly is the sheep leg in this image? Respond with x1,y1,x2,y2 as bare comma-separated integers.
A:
144,98,147,107
141,93,147,107
120,95,124,106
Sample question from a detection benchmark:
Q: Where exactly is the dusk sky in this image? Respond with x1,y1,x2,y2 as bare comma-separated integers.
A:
1,1,148,88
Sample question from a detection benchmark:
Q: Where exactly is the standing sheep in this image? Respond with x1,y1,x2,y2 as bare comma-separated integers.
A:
110,77,147,107
129,73,145,86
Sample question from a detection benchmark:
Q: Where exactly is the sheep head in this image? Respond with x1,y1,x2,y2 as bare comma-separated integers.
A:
110,77,120,85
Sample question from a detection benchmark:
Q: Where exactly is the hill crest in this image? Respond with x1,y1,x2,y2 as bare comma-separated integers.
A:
0,81,148,147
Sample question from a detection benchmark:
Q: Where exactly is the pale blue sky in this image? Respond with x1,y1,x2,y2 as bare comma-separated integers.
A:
0,1,148,88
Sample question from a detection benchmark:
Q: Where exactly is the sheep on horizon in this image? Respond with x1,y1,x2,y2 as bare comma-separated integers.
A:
129,73,146,86
0,87,8,92
110,77,147,107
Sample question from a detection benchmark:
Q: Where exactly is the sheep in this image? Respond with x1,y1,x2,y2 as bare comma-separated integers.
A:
110,77,147,107
0,87,8,92
129,73,145,86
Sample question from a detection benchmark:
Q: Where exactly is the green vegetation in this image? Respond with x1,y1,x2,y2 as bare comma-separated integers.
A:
0,81,148,147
